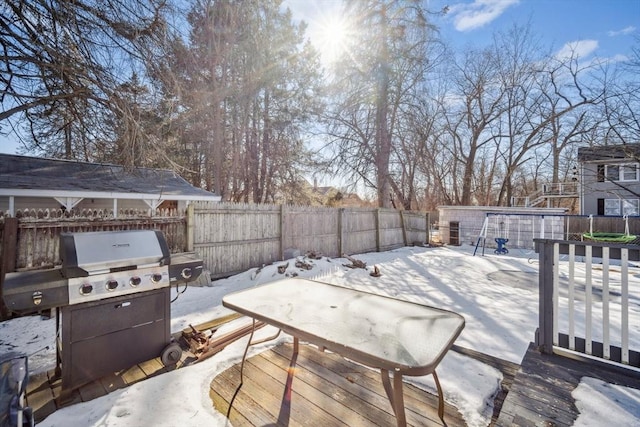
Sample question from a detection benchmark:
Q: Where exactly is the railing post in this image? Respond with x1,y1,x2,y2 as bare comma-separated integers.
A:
536,239,555,354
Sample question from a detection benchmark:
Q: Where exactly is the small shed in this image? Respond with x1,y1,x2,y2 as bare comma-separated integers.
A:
437,206,567,250
0,154,220,217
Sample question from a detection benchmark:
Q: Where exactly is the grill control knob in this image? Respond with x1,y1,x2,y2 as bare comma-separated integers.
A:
181,268,193,280
130,276,142,287
151,273,163,283
80,284,94,295
106,280,119,291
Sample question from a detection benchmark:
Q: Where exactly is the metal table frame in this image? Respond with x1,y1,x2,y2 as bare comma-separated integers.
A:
223,278,465,427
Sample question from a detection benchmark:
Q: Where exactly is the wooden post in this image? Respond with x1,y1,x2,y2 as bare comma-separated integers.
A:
186,203,195,252
536,239,555,354
0,217,19,318
399,210,407,246
280,204,286,261
338,208,344,256
426,212,430,245
376,208,381,252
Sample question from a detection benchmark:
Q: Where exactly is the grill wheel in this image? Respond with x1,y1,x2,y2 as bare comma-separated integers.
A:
161,342,183,366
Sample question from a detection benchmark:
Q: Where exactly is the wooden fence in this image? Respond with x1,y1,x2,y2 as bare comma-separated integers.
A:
188,202,430,279
0,210,187,271
565,215,640,241
0,203,430,279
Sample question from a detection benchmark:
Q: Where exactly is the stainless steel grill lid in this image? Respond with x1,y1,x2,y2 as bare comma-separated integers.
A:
2,229,202,314
60,230,171,277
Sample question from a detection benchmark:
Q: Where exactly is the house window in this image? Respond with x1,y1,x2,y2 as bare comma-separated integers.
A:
606,165,619,181
597,164,605,182
622,199,640,216
621,164,639,181
603,199,640,216
604,199,621,216
604,163,639,181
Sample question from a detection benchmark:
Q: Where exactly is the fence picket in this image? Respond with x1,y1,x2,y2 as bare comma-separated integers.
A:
553,243,560,347
568,244,575,351
622,248,629,364
602,246,610,360
585,245,593,355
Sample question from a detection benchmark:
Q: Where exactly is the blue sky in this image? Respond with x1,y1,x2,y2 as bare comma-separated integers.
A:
285,0,638,64
432,0,638,61
2,0,638,156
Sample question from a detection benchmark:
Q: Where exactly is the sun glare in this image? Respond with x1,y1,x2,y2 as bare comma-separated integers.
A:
314,14,351,64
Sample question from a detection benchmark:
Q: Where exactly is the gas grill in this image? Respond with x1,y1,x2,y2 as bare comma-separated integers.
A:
1,229,204,395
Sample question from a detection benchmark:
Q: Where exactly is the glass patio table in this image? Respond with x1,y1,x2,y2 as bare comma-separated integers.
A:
222,278,465,427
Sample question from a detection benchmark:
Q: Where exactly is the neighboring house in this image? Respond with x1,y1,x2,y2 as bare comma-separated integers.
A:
311,184,366,207
0,153,220,217
577,144,640,216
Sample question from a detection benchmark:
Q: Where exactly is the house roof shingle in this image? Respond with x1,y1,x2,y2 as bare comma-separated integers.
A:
0,153,218,200
577,143,640,162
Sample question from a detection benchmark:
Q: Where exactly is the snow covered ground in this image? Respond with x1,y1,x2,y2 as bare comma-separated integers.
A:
1,244,638,426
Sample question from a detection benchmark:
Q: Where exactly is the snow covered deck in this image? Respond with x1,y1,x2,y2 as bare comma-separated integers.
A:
22,332,639,426
497,343,640,426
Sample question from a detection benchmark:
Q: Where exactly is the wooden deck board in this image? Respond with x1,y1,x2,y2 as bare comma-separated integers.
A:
496,343,640,427
211,342,467,427
262,345,396,426
247,352,366,425
29,316,636,427
24,371,57,422
272,344,456,425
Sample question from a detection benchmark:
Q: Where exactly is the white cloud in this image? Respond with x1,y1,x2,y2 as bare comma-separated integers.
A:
608,26,636,37
448,0,520,32
555,39,599,60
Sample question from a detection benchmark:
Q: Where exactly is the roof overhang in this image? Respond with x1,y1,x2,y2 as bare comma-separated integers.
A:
0,188,221,202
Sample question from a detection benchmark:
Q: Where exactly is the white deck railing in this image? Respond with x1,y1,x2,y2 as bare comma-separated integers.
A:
535,239,639,370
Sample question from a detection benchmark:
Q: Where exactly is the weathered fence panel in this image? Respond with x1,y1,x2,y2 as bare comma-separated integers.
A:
282,205,340,258
378,209,406,251
565,215,640,241
191,202,282,279
5,212,186,271
404,211,430,245
341,208,378,255
1,202,431,280
189,204,429,278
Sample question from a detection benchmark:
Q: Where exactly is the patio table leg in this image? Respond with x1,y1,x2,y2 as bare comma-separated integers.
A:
239,320,282,383
381,370,407,427
432,370,445,423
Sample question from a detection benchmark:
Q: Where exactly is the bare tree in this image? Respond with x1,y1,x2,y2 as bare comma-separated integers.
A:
444,45,508,205
1,0,172,166
163,0,323,201
324,0,438,208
